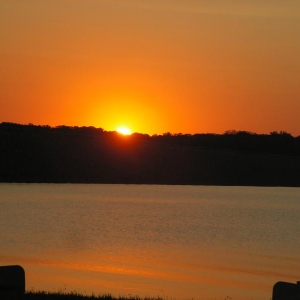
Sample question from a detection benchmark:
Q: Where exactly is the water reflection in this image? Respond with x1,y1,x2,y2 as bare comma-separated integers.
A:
2,245,300,299
0,184,300,300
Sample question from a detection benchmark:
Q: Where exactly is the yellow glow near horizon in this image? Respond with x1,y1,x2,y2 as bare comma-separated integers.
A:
116,126,132,135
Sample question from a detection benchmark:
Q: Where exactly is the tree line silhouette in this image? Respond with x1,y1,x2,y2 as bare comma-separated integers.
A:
0,122,299,186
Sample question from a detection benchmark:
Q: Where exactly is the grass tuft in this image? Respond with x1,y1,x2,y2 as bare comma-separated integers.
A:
25,290,165,300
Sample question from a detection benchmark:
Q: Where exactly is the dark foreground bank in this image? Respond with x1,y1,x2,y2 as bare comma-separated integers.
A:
1,122,300,186
25,291,164,300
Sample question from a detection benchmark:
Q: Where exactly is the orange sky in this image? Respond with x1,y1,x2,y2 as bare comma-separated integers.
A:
1,1,299,136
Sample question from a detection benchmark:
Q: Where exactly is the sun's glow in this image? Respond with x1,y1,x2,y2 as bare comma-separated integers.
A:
116,126,132,135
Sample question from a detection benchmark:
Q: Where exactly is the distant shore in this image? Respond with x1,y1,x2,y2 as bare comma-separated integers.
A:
1,122,300,187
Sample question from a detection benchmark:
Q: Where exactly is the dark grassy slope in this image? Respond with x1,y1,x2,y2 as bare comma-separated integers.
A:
1,123,300,186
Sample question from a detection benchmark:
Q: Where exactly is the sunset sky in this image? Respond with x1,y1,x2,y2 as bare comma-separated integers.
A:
1,1,299,136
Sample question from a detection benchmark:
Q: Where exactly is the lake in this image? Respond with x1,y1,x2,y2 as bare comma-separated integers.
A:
0,184,299,299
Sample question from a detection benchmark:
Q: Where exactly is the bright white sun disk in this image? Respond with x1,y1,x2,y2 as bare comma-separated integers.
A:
117,127,132,135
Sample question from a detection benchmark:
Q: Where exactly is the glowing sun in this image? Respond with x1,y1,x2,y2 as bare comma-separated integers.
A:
116,126,132,135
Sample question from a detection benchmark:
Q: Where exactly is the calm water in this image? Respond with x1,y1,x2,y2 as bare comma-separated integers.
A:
0,184,299,299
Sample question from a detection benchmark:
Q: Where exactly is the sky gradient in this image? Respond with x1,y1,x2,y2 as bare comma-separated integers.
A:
1,0,299,135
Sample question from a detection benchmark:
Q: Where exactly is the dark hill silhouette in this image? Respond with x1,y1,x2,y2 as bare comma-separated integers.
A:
0,122,299,186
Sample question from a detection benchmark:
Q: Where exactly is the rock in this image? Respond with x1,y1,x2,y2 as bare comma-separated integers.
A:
0,265,25,300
